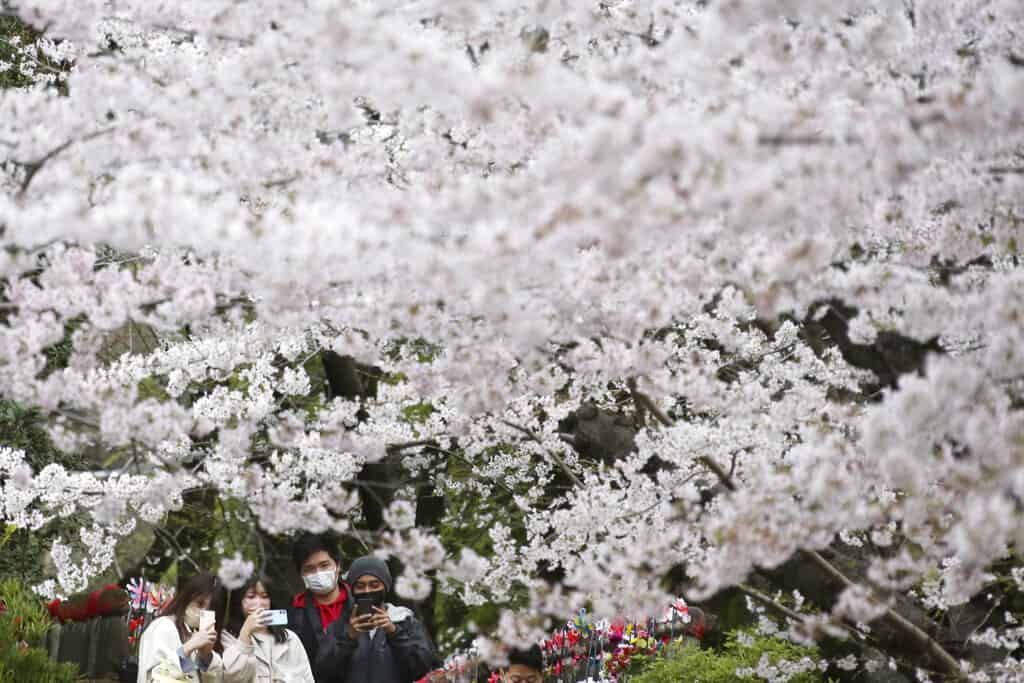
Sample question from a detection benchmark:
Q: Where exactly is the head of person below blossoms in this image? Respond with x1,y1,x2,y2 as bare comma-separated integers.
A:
161,572,227,649
292,533,343,598
226,573,288,644
502,646,544,683
345,555,393,606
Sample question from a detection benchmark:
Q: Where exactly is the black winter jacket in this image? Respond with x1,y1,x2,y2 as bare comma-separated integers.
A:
288,591,349,683
315,603,438,683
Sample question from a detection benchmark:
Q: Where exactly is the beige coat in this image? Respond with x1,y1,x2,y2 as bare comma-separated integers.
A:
221,629,315,683
137,616,224,683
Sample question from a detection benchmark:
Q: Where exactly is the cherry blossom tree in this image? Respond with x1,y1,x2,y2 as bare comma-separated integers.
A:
1,0,1023,679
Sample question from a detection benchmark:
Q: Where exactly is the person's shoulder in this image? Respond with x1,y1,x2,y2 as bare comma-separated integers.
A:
142,615,178,639
220,630,240,646
150,615,177,629
282,629,311,658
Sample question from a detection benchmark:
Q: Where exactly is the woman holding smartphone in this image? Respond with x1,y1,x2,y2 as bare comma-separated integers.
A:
137,572,226,683
222,574,315,683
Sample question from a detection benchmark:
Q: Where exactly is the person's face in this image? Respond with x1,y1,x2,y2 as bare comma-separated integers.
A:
300,551,338,578
241,582,271,616
504,664,542,683
351,575,385,594
184,595,211,628
189,595,212,611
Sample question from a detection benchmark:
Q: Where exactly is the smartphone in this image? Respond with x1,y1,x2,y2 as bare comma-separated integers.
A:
199,609,216,631
354,597,378,618
264,609,288,626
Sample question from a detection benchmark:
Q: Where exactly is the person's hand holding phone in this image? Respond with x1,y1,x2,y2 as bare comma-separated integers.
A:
194,610,217,659
369,606,396,635
239,608,267,644
184,623,217,658
347,601,376,637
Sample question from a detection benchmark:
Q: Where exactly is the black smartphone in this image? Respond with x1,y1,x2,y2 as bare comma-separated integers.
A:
354,597,377,617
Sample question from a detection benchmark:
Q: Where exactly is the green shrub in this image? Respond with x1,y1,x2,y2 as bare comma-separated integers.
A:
631,629,833,683
0,579,78,683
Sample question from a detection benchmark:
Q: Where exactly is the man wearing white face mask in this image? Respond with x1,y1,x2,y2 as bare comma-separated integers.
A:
287,534,350,683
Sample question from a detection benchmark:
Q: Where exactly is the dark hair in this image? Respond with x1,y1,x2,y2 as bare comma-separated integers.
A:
291,533,341,571
160,572,227,652
225,574,288,644
508,645,544,674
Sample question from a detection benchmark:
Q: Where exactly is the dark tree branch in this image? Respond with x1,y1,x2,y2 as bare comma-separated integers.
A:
636,383,962,678
738,583,805,623
801,550,966,680
626,377,647,428
15,128,114,198
500,419,584,487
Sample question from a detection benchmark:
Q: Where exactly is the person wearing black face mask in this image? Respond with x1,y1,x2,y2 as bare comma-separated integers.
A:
315,556,438,683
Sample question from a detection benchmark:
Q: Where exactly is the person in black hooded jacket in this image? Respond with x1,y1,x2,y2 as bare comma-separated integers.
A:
287,534,351,682
315,556,438,683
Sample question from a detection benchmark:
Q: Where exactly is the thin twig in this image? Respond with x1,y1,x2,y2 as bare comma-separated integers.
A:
632,389,673,428
16,128,114,197
150,524,201,572
55,409,100,430
738,584,804,622
500,419,583,487
630,386,738,491
425,444,518,497
626,377,647,427
697,455,737,492
964,595,1002,647
250,523,268,578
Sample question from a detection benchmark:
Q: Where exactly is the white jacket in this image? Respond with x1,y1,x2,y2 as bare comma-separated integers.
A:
137,616,224,683
221,629,315,683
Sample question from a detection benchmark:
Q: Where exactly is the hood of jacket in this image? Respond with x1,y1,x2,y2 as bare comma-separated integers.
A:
384,603,413,623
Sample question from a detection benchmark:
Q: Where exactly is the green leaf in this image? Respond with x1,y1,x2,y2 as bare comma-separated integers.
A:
0,524,16,549
401,402,435,423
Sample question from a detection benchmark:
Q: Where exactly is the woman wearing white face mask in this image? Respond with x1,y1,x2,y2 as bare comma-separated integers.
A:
137,572,226,682
286,535,350,683
222,574,314,682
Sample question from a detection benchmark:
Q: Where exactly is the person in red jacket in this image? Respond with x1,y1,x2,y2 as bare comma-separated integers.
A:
286,534,350,682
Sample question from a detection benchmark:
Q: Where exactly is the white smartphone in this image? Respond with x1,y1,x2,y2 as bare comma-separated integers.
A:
264,609,288,626
199,609,216,630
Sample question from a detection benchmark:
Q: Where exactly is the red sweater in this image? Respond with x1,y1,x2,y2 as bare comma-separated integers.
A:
292,586,348,632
